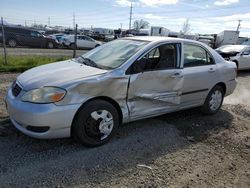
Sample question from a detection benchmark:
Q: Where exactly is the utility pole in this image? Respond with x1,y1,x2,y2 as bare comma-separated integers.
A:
48,16,50,26
120,23,123,37
129,1,133,30
1,17,7,65
73,12,75,29
73,24,78,58
237,20,241,32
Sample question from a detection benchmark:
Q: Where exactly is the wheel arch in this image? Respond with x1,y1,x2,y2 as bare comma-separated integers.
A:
71,96,123,134
214,82,226,94
232,60,239,69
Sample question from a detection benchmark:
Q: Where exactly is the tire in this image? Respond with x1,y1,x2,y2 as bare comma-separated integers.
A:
201,85,224,115
47,42,54,49
70,43,76,49
72,100,119,147
95,44,100,48
7,39,17,47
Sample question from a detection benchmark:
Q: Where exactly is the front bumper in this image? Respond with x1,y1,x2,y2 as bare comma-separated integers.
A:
5,88,81,139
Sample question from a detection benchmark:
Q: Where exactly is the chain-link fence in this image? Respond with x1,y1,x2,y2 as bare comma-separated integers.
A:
0,18,92,71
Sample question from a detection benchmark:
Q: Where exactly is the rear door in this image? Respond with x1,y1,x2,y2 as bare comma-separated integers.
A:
240,47,250,69
127,43,183,119
77,36,95,48
181,43,218,108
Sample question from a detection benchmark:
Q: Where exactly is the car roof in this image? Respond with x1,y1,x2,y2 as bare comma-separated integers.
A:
124,36,201,44
219,44,249,48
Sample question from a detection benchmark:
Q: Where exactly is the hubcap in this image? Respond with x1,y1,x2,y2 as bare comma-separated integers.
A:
85,110,114,140
48,42,53,48
9,40,16,47
209,90,222,111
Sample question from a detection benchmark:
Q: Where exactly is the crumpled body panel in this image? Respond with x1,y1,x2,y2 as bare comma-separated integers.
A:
127,70,184,119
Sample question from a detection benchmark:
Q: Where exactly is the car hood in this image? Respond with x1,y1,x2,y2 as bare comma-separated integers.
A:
17,59,108,90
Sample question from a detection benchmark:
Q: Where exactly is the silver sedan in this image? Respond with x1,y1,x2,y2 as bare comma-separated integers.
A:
5,37,237,146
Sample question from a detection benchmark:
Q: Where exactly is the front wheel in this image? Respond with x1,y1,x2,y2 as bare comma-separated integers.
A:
201,85,224,115
8,39,17,47
72,100,119,147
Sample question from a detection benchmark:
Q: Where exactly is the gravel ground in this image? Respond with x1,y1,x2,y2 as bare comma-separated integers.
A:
0,71,249,188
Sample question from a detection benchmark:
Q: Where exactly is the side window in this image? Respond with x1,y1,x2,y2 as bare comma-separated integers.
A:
184,44,214,67
31,31,41,37
77,36,82,40
136,44,179,72
85,36,93,41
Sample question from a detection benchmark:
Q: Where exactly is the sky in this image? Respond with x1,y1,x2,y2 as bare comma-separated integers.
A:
1,0,250,37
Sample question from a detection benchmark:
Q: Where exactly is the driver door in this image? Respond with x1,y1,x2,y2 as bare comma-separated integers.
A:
30,31,43,48
126,43,184,120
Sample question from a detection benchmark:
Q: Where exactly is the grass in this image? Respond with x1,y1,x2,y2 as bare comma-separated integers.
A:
0,56,70,72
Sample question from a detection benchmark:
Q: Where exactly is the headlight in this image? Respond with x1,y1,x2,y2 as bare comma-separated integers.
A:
21,87,66,104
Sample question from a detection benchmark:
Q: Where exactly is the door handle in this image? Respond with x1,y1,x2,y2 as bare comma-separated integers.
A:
171,72,183,78
208,68,215,73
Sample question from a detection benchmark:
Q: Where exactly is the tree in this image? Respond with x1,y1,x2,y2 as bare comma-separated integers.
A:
181,18,191,34
133,19,150,30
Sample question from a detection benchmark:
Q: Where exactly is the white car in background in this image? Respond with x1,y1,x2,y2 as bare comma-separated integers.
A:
216,45,250,70
64,35,102,49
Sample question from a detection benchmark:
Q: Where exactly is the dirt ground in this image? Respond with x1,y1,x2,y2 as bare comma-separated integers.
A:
0,71,249,188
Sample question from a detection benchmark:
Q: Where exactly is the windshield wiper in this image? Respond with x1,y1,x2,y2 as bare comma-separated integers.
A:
77,56,101,69
76,56,113,70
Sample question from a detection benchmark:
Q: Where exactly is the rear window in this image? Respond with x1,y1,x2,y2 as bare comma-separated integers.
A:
184,44,214,67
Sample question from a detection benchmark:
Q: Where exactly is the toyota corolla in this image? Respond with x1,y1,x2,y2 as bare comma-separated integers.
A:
5,37,237,146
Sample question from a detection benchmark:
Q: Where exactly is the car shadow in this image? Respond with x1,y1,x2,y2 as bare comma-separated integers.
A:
237,70,250,78
0,106,234,186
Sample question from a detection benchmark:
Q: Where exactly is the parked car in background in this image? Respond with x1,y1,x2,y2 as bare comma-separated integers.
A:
5,37,237,147
216,45,250,70
48,33,65,42
0,26,58,48
47,33,67,47
63,35,102,49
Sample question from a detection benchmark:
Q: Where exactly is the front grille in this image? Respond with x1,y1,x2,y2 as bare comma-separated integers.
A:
12,82,22,97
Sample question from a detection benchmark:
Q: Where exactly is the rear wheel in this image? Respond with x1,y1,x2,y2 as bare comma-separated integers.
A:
47,42,54,49
70,43,77,49
72,100,119,147
7,39,17,47
201,85,224,115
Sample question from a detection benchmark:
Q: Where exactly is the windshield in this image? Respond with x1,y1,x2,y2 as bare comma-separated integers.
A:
81,39,148,69
216,45,245,53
